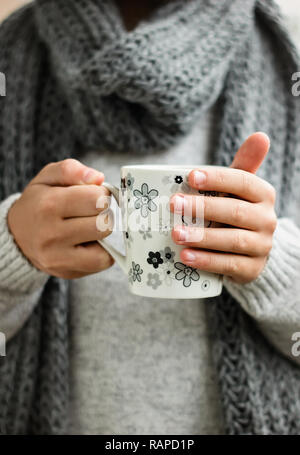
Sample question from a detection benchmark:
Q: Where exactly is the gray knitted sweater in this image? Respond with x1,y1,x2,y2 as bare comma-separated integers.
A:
1,102,300,435
1,0,300,435
2,169,300,434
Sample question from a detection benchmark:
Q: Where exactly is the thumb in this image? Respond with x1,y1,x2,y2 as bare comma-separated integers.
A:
31,158,105,187
230,132,270,174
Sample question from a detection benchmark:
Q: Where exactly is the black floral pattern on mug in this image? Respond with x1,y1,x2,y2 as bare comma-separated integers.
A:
133,183,159,218
147,251,164,269
159,246,175,263
145,247,176,286
147,273,162,290
162,173,199,195
129,261,143,284
174,262,200,287
174,175,183,184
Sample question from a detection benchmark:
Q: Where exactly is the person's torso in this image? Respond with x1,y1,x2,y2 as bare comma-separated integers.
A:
68,102,225,435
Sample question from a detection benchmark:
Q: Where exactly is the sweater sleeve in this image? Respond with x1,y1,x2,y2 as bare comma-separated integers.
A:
224,216,300,366
0,194,50,341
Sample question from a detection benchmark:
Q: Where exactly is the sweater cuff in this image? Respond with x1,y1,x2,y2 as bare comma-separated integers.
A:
0,194,50,294
223,218,300,320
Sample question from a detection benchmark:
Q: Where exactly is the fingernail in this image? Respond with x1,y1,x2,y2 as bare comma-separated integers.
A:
172,195,184,212
193,171,206,187
184,251,196,262
83,169,103,184
176,228,188,241
96,209,114,232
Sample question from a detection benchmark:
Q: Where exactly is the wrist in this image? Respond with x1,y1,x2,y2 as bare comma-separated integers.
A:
0,194,50,294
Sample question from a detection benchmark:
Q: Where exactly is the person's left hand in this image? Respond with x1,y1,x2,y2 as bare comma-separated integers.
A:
170,132,278,284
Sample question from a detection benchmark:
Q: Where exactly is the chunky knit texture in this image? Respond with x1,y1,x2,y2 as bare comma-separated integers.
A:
0,0,300,434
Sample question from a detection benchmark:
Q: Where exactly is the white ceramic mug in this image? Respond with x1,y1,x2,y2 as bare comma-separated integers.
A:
98,165,223,299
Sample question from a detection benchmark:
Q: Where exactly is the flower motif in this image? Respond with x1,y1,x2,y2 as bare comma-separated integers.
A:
170,176,198,195
147,251,164,269
126,173,135,191
139,224,152,240
174,175,183,184
174,262,200,287
160,263,176,286
133,183,159,218
147,273,162,290
129,261,143,283
160,246,175,263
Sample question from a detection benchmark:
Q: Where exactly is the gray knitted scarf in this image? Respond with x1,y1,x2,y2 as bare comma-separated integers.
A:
0,0,300,435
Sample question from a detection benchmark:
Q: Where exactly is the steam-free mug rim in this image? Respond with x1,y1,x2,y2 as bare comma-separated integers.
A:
121,164,222,172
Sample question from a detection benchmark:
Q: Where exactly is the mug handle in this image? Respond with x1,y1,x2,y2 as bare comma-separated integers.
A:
97,182,127,273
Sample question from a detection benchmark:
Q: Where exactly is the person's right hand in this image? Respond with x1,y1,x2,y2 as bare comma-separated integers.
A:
7,159,114,279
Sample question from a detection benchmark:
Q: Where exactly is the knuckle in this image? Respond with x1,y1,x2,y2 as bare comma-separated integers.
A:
232,230,249,253
226,256,239,275
265,211,277,233
266,183,276,204
215,169,227,187
60,158,78,178
241,172,252,195
231,200,245,225
43,161,57,173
